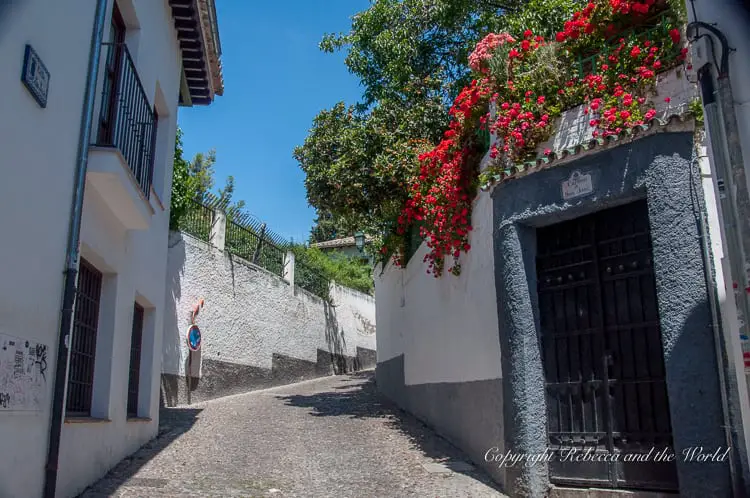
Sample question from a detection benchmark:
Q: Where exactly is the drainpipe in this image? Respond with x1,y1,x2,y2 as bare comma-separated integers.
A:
687,0,750,493
693,125,747,496
43,1,108,497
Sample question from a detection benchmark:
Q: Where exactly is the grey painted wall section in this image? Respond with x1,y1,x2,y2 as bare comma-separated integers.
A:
492,131,731,496
163,232,376,405
494,223,548,497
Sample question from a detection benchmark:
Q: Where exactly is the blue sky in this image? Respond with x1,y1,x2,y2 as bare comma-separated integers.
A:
177,1,370,243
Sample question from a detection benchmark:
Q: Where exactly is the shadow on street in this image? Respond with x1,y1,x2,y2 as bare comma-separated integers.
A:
77,407,202,497
275,371,505,494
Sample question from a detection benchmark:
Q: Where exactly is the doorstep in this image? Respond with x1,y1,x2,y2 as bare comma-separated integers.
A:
549,487,678,498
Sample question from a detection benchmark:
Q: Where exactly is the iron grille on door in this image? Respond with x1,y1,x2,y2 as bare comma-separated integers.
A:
536,200,679,492
66,259,103,415
127,303,144,417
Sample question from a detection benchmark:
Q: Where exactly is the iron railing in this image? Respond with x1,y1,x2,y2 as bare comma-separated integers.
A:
295,258,331,300
181,199,213,241
96,43,156,196
225,220,286,277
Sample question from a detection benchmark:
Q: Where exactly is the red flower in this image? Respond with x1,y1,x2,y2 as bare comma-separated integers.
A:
523,29,533,39
630,46,641,58
664,97,671,103
670,28,681,45
537,95,546,105
620,110,631,119
521,40,531,51
556,32,566,42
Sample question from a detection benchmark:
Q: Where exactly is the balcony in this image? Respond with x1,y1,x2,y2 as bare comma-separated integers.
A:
87,43,156,230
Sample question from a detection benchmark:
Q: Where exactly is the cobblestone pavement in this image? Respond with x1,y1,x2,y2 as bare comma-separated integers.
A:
80,371,506,497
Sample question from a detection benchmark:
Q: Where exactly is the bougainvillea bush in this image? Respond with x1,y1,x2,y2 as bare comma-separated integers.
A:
384,0,687,277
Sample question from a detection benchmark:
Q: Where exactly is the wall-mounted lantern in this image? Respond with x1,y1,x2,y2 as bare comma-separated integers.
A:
354,231,365,253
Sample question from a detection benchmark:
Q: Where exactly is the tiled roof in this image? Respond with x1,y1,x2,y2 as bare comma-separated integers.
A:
479,66,700,191
169,0,223,105
480,113,697,191
312,236,373,249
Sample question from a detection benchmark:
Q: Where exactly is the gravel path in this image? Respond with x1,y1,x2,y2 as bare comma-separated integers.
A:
80,371,506,497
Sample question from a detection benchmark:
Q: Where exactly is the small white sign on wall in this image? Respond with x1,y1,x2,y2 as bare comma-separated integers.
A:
562,170,593,201
0,333,48,411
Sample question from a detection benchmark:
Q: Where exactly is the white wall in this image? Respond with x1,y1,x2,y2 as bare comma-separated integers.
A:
163,232,376,381
0,1,182,496
374,189,502,386
0,2,95,497
58,1,181,496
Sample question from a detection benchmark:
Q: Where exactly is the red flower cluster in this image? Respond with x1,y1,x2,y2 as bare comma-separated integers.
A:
609,0,656,15
387,0,686,276
394,79,490,276
469,33,516,74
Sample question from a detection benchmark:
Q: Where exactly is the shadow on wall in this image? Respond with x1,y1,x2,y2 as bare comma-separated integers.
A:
275,371,504,493
323,301,363,374
75,407,202,496
161,233,187,408
352,308,376,336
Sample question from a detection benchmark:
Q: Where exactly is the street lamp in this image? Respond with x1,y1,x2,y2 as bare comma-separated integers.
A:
354,231,365,253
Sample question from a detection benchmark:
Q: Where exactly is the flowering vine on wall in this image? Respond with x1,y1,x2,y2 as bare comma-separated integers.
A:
383,0,687,277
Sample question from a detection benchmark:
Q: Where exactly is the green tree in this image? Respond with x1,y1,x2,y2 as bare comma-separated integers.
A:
309,210,351,243
292,245,374,296
320,0,531,105
170,128,246,230
298,0,583,247
169,128,197,230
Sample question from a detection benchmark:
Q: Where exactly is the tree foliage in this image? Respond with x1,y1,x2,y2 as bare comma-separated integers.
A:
169,127,245,230
169,128,196,230
297,0,586,252
309,210,350,243
291,245,374,296
319,0,534,105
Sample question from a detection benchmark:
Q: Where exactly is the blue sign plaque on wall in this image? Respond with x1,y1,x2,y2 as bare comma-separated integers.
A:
186,324,202,352
21,44,50,108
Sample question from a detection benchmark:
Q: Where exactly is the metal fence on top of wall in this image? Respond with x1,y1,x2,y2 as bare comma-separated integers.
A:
176,196,331,300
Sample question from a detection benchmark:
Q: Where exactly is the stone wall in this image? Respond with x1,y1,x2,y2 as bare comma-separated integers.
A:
162,231,376,406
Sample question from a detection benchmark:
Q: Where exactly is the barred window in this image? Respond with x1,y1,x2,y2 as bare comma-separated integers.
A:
127,303,144,417
66,259,103,415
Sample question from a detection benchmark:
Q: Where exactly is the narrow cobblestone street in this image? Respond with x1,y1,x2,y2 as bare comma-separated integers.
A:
80,372,506,497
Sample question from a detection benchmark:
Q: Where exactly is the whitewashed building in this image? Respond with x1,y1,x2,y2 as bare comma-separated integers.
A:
0,0,223,496
376,66,750,496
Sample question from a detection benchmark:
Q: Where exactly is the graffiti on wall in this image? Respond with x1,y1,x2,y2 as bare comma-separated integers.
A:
0,333,47,411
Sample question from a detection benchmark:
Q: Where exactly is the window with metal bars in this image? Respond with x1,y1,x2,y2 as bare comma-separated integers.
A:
127,303,144,417
66,259,103,416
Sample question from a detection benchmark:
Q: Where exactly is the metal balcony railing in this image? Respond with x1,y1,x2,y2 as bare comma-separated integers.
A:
95,43,156,196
